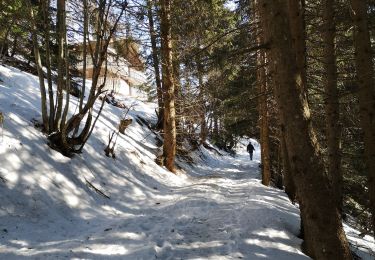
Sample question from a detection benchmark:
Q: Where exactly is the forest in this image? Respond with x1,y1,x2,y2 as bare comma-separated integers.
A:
0,0,374,259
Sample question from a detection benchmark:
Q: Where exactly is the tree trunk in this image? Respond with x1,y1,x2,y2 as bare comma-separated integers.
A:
213,112,219,140
79,0,88,113
147,0,164,130
282,129,305,240
28,4,49,133
41,0,55,132
160,0,176,173
323,0,342,212
285,0,310,242
287,0,307,95
258,55,271,186
10,34,17,57
258,1,352,259
0,20,13,60
281,133,297,203
60,10,71,149
350,0,375,237
197,56,207,145
46,0,125,154
254,2,271,186
173,56,182,145
54,0,66,130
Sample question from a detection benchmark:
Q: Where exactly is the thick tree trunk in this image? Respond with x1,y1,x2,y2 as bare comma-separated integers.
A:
258,1,352,259
160,0,176,173
287,0,307,95
147,0,164,130
323,0,342,212
281,133,297,203
286,0,310,241
280,125,302,236
350,0,375,237
29,4,49,133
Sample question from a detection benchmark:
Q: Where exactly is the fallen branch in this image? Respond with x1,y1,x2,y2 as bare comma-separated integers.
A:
84,177,110,199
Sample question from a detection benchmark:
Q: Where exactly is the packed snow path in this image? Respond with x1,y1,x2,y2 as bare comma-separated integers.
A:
1,65,373,259
0,148,308,260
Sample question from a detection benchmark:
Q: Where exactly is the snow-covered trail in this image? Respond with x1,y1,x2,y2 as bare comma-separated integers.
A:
1,64,373,259
84,151,308,260
0,152,308,260
141,149,308,260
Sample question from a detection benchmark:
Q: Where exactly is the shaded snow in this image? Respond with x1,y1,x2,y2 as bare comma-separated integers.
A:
0,65,373,259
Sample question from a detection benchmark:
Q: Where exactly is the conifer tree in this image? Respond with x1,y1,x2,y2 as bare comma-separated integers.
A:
350,0,375,236
258,0,352,258
160,0,177,172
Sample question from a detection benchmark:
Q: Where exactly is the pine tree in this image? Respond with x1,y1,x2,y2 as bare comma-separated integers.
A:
160,0,177,172
258,0,352,258
350,0,375,237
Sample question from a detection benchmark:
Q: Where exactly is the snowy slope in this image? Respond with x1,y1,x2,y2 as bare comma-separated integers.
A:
0,64,374,259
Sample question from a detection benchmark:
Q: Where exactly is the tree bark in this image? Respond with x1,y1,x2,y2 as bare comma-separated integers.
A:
258,1,352,259
323,0,342,212
147,0,164,130
350,0,375,237
281,133,297,203
160,0,176,173
287,0,307,95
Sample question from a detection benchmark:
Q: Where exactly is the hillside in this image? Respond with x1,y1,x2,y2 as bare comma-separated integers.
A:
0,64,374,259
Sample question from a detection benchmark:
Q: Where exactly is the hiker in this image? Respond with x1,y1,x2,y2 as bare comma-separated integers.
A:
247,142,255,160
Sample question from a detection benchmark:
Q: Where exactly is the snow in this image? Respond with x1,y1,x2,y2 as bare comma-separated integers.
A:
0,64,374,259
